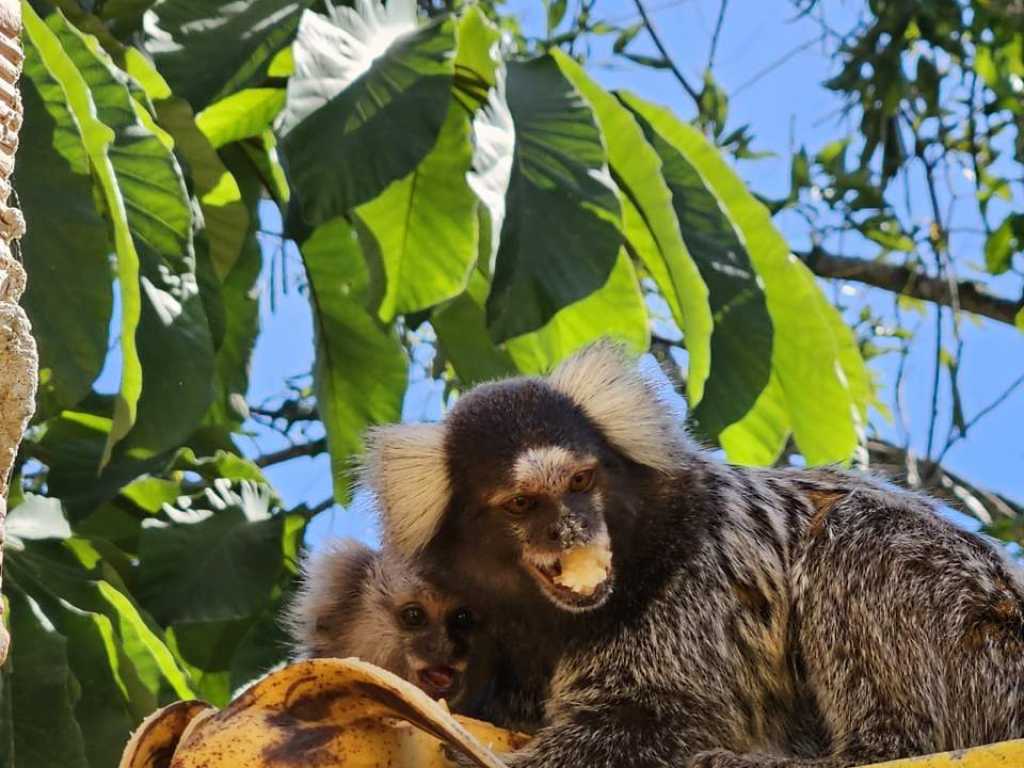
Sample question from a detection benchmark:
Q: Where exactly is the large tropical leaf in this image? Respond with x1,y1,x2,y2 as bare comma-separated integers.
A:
301,218,408,502
17,42,112,414
621,94,774,447
144,0,312,111
47,14,217,461
434,250,648,384
622,93,865,465
4,498,195,768
22,6,144,469
487,56,622,342
354,98,478,322
551,51,712,408
281,1,455,226
135,499,290,625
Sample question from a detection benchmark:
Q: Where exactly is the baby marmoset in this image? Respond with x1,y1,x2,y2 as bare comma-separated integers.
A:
285,538,497,717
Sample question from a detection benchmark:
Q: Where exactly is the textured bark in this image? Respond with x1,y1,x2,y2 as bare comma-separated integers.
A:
800,247,1023,328
0,0,33,667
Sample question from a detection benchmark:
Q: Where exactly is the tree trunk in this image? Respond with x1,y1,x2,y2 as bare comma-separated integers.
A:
0,0,34,667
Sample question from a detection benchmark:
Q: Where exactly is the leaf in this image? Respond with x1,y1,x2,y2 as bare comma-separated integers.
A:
196,88,286,149
42,10,217,463
145,0,313,110
622,93,864,465
466,62,514,275
434,250,648,384
23,5,144,469
613,22,643,54
6,534,196,765
354,98,478,322
552,50,712,406
487,56,622,342
620,92,773,444
1016,307,1024,331
985,215,1017,275
301,218,408,502
199,144,264,433
698,69,729,137
546,0,568,33
152,92,252,281
433,272,518,386
17,42,113,413
3,587,89,768
506,249,649,373
136,507,290,625
281,3,454,225
6,495,72,544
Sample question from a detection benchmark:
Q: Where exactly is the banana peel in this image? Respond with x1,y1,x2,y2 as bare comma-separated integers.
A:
119,658,529,768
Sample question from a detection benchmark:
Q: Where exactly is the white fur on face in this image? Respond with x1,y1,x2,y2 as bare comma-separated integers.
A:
511,445,590,496
547,341,689,474
360,423,449,555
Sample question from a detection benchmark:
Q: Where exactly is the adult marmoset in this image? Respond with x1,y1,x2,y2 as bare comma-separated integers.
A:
285,539,497,716
359,341,1024,768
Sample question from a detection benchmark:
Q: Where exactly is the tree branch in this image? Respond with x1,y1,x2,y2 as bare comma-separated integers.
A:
629,0,701,105
254,437,328,468
800,247,1023,327
865,437,1023,523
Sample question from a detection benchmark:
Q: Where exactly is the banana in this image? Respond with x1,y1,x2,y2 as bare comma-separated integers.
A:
119,699,214,768
119,658,528,768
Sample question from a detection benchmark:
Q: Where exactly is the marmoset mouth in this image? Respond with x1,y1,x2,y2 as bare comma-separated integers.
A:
416,666,459,699
524,546,614,612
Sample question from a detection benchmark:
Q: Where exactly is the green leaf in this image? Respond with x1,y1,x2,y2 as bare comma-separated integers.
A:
613,22,643,54
434,251,648,383
985,215,1017,275
196,88,286,149
355,100,478,322
433,272,518,386
154,94,252,281
506,249,649,373
552,50,712,406
136,506,289,625
622,93,863,465
23,6,144,469
621,92,773,443
43,10,217,463
17,42,113,413
3,586,89,768
301,219,408,502
7,534,196,765
487,56,622,342
546,0,568,33
1016,307,1024,331
146,0,312,110
698,69,729,137
281,6,455,226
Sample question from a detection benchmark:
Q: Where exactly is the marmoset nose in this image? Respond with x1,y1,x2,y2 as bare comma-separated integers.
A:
547,524,561,544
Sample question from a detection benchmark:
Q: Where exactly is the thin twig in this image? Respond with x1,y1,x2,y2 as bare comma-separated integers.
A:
733,34,825,96
630,0,701,104
935,369,1024,466
706,0,729,70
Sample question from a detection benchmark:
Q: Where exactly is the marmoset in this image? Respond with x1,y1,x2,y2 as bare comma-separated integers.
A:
359,341,1024,768
285,539,496,716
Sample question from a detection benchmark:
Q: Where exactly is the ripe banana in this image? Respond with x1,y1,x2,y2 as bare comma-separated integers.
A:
119,658,529,768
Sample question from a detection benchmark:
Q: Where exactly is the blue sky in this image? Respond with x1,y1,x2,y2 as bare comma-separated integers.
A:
97,1,1024,550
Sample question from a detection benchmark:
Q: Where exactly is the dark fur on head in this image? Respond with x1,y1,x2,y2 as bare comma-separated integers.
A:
361,340,1024,768
284,538,496,714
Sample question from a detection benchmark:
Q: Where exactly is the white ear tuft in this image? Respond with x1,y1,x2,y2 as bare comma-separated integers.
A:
360,423,450,556
548,340,689,473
